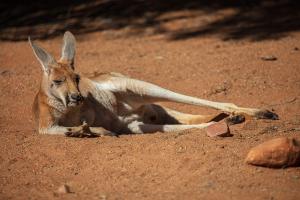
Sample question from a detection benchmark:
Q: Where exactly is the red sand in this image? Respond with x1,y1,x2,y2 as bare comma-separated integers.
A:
1,19,300,199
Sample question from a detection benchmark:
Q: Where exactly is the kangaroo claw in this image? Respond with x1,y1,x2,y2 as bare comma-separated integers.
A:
65,122,100,138
226,114,245,125
254,110,279,120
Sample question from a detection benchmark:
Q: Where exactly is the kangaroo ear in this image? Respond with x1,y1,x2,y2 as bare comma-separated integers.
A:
28,37,57,74
60,31,76,69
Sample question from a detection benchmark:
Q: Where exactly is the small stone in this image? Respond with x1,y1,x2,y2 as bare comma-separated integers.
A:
261,55,277,61
57,184,71,194
245,137,300,168
0,70,10,76
177,146,187,153
206,121,231,137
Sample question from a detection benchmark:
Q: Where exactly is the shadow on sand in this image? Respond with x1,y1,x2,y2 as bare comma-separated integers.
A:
1,0,300,41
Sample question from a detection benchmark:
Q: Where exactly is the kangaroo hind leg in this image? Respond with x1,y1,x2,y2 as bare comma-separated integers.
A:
111,77,279,120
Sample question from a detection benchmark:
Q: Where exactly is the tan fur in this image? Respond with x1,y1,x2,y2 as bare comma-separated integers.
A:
30,32,278,137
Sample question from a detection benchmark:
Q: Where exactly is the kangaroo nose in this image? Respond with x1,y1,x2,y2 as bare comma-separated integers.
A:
70,93,82,101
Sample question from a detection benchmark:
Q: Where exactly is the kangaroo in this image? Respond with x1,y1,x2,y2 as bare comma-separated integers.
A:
29,31,278,137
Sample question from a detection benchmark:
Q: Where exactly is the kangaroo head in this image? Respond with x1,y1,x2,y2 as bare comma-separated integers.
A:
29,31,83,107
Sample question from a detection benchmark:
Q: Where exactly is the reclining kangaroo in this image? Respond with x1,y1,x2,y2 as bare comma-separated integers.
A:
29,31,278,137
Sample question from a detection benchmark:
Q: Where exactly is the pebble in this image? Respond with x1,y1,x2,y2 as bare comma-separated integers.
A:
0,70,10,76
245,137,300,168
206,121,231,137
57,184,71,194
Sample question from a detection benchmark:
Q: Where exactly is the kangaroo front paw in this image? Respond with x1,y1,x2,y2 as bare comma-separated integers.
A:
65,122,99,138
254,110,279,120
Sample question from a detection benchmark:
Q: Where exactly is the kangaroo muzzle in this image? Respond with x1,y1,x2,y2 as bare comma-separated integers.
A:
67,92,83,106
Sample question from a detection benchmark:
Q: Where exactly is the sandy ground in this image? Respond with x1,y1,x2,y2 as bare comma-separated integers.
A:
1,16,300,199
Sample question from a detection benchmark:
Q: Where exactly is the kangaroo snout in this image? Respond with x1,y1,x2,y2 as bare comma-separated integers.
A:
70,92,83,101
70,93,82,101
67,92,83,106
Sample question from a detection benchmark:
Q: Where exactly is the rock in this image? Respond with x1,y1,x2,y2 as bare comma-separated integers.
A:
57,184,71,194
206,121,231,137
245,137,300,168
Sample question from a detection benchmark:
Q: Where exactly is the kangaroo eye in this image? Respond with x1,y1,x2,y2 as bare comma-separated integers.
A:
53,80,63,85
53,77,65,85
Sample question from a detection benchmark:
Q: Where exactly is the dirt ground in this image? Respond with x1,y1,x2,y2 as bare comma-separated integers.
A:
1,7,300,199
